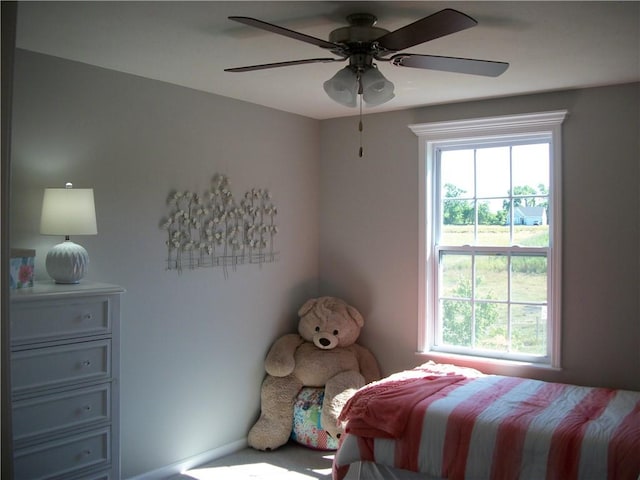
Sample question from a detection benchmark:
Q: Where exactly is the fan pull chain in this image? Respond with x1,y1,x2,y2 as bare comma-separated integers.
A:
358,95,363,157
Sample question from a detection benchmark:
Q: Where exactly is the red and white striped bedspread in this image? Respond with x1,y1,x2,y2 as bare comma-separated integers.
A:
332,363,640,480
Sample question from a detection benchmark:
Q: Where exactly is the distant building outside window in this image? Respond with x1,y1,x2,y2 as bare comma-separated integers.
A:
411,111,567,367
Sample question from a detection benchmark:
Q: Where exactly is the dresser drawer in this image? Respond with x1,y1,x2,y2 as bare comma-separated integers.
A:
11,297,110,344
14,427,110,480
13,384,110,442
12,340,111,394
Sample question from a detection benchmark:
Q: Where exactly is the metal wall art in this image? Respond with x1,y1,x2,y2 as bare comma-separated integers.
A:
162,174,278,275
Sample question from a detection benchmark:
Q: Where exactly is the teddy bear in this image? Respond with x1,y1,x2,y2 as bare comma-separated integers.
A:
247,296,381,451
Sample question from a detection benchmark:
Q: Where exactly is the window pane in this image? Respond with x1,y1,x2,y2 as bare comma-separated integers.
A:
441,299,472,347
441,224,474,246
476,147,510,198
441,150,474,197
513,197,544,219
441,254,471,298
512,144,549,193
476,255,508,301
512,196,548,244
441,199,474,245
478,200,510,246
478,225,511,246
511,255,547,302
512,304,547,355
475,302,509,352
514,223,549,246
442,198,474,226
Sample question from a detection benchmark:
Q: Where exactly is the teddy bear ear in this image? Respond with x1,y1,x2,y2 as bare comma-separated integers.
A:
347,305,364,327
298,298,318,317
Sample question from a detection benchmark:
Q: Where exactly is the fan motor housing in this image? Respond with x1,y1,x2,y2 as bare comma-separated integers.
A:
329,13,389,46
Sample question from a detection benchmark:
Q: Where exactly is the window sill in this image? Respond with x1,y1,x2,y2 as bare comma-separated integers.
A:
415,350,561,377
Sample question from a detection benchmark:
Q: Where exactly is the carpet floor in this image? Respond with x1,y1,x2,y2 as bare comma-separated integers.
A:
170,441,335,479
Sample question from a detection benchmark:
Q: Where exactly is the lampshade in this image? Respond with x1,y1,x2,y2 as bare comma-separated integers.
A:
323,67,358,107
361,67,395,106
40,186,97,235
40,183,97,284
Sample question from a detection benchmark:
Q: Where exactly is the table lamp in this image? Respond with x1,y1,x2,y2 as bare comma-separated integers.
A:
40,182,97,283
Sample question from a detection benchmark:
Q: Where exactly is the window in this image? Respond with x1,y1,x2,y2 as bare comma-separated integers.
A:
411,111,567,367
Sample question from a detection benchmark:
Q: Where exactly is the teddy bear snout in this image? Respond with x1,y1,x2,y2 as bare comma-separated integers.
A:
313,332,337,350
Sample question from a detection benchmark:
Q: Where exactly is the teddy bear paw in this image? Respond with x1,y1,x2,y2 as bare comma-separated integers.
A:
248,416,292,451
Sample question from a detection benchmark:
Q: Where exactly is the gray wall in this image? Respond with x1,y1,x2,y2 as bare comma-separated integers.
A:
320,82,640,391
10,50,320,478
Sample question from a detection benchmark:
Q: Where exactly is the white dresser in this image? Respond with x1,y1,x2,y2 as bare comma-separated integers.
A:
10,282,125,480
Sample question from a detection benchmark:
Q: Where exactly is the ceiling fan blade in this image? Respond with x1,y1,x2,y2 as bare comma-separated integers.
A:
225,57,345,73
229,16,341,51
390,53,509,77
376,9,477,52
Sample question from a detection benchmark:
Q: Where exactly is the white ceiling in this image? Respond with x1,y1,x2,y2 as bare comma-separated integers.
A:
15,1,640,120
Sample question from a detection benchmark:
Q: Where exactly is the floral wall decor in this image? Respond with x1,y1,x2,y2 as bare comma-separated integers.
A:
162,174,278,275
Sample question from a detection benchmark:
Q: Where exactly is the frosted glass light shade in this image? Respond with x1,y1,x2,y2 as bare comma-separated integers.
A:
40,185,97,283
323,67,358,107
40,187,97,235
361,67,395,106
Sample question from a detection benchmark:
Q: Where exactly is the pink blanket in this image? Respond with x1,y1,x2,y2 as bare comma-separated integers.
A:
339,372,466,438
334,363,640,480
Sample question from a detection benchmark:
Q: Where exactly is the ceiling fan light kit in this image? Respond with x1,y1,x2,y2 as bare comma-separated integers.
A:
323,65,395,108
225,8,509,108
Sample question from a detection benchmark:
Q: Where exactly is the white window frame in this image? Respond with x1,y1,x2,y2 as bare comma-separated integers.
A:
410,111,567,368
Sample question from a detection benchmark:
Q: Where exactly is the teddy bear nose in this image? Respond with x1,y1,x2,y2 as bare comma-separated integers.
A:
319,337,331,347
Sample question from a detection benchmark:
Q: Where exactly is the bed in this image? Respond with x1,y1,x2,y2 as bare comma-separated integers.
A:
332,362,640,480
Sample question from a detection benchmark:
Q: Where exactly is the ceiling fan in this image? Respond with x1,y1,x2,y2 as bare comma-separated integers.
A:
225,8,509,108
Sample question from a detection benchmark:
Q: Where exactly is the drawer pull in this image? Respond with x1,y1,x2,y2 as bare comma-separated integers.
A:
82,313,93,321
82,404,92,412
81,360,92,368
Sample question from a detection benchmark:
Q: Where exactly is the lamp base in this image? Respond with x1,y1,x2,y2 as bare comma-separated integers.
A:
45,240,90,284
